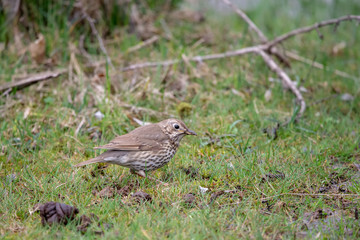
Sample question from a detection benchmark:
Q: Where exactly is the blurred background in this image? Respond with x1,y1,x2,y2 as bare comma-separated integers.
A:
1,0,360,238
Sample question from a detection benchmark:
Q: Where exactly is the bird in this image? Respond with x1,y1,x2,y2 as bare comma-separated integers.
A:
74,118,196,184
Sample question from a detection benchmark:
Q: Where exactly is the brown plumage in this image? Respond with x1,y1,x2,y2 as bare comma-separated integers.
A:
74,119,196,183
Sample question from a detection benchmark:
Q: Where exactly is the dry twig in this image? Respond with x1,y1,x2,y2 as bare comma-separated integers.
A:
79,34,94,62
121,13,359,120
221,0,305,119
83,12,115,70
121,46,260,71
221,0,290,67
257,50,306,118
0,70,66,94
266,15,360,49
122,15,359,72
126,35,159,54
222,0,266,41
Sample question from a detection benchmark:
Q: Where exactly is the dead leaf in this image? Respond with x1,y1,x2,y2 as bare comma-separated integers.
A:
232,88,246,99
132,191,152,203
77,214,93,233
77,213,99,233
38,202,79,225
97,186,114,198
332,41,346,56
29,34,46,64
264,89,272,101
117,184,134,197
23,107,31,119
299,86,308,93
183,193,196,205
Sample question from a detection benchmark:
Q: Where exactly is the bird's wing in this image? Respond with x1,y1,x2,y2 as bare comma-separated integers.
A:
94,124,168,151
94,134,153,151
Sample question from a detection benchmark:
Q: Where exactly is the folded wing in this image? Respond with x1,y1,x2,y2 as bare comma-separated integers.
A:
94,123,169,151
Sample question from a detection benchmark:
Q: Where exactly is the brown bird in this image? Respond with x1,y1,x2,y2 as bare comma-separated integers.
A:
74,119,196,184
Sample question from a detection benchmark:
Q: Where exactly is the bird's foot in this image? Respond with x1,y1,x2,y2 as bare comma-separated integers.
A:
131,170,169,186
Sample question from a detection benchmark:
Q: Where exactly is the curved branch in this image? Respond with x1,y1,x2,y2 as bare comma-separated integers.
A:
267,15,360,48
220,0,306,120
122,15,359,72
221,0,291,67
121,46,260,71
257,50,306,119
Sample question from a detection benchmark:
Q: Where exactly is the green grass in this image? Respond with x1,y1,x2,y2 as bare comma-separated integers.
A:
1,0,360,239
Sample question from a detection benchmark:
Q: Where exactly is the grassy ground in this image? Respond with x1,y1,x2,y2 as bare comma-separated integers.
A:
1,0,360,239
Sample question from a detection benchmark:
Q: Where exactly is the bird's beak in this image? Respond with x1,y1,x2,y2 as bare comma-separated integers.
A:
186,129,197,136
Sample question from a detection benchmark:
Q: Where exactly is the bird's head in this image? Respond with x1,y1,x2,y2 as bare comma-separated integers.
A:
159,119,196,145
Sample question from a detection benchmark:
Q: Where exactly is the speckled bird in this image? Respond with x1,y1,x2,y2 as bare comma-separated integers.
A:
74,119,196,183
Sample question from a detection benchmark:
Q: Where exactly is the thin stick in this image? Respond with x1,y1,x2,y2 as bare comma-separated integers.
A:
127,35,159,54
221,0,290,67
83,13,115,70
258,50,306,118
267,15,360,48
122,15,359,72
219,0,306,119
0,70,66,94
222,0,267,41
75,117,85,136
121,46,260,71
79,34,94,62
262,192,360,201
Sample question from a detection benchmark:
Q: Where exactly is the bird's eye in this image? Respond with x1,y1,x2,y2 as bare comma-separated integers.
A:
173,124,180,129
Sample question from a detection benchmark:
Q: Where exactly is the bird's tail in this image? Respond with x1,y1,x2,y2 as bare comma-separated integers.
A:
74,157,102,167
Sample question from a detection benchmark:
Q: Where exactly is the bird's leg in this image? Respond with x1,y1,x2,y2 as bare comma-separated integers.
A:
130,169,169,186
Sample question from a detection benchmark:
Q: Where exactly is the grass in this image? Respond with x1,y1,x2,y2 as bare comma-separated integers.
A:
1,0,360,239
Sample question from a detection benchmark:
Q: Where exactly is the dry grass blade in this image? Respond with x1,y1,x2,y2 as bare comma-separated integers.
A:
126,35,159,54
221,0,267,41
